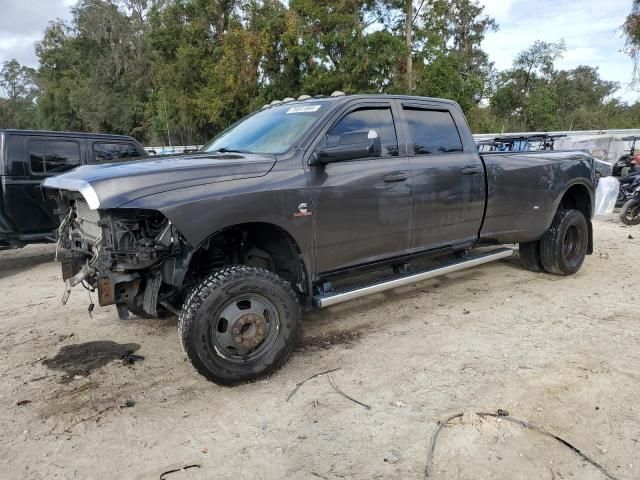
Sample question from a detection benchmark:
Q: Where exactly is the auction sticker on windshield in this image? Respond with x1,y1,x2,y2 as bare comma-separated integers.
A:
286,105,322,114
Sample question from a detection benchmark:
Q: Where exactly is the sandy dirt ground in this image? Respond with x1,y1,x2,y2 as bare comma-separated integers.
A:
0,213,639,480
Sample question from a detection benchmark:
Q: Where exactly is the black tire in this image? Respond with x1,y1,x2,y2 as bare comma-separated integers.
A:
620,198,640,226
539,209,588,276
178,266,301,385
518,240,544,272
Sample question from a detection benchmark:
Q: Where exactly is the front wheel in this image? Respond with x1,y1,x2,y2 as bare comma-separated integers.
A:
539,209,588,276
620,198,640,226
178,266,301,385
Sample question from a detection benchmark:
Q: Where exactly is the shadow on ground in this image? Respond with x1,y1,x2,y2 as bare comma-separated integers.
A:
0,246,56,280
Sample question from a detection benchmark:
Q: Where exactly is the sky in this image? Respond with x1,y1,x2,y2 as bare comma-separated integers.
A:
480,0,637,103
0,0,637,103
0,0,76,69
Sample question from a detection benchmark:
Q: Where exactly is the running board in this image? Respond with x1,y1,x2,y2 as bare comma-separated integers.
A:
313,248,514,308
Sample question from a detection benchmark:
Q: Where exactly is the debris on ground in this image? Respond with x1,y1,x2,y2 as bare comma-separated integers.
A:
425,410,620,480
383,449,402,464
159,464,201,479
460,411,482,428
120,400,135,408
286,368,341,402
327,373,370,410
121,353,145,365
16,400,31,406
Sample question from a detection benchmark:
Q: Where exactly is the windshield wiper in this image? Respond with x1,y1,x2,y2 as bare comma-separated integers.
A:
214,147,254,154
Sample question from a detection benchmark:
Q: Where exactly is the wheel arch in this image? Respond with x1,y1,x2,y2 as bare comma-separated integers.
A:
181,221,313,306
555,181,594,254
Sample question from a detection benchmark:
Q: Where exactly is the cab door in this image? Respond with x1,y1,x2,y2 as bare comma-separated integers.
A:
305,101,413,274
400,102,485,251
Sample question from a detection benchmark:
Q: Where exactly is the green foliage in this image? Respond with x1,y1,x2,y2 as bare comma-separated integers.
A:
0,59,39,129
36,1,152,139
623,0,640,82
412,0,496,109
0,0,638,140
490,41,626,132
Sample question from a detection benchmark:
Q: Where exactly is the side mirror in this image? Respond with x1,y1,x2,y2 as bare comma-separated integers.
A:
311,130,382,165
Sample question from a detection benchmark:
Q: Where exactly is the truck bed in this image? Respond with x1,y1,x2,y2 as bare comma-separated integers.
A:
479,150,595,244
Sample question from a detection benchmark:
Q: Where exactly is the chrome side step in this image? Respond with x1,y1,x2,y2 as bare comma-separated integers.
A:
314,247,514,308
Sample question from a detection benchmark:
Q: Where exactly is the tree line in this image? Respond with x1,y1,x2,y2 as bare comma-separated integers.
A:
0,0,639,145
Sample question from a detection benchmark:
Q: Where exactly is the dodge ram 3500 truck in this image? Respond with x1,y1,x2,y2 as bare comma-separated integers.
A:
44,94,596,384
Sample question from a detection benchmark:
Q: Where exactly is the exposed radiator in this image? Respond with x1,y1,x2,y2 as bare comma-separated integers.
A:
75,200,100,224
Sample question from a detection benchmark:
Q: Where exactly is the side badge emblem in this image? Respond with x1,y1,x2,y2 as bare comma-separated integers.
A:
294,202,313,217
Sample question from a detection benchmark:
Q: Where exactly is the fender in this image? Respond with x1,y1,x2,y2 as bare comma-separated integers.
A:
551,178,595,254
119,166,316,283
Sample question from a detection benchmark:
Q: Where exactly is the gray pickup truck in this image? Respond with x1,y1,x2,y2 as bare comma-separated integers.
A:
44,94,596,384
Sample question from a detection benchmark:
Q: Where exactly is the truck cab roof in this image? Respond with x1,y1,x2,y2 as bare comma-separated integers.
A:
262,93,458,109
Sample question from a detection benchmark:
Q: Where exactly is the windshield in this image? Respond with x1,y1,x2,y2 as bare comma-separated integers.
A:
202,102,329,155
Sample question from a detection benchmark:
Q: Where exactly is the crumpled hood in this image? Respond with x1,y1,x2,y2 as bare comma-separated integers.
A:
43,152,276,209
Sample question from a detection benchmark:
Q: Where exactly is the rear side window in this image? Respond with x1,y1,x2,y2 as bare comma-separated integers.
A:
404,109,463,155
29,140,81,175
93,142,142,163
327,108,399,157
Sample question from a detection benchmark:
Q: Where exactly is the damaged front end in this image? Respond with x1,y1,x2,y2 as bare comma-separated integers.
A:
55,192,191,319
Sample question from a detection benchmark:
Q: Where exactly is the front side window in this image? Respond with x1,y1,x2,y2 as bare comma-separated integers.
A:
29,140,81,175
93,142,142,163
327,107,399,157
404,109,463,155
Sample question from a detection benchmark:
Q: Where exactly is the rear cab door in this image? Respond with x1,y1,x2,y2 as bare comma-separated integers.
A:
397,100,485,252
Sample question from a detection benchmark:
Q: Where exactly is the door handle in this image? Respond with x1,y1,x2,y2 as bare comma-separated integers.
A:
383,172,409,183
461,166,481,175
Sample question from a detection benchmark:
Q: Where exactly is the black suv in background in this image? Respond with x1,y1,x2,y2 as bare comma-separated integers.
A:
0,129,145,248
